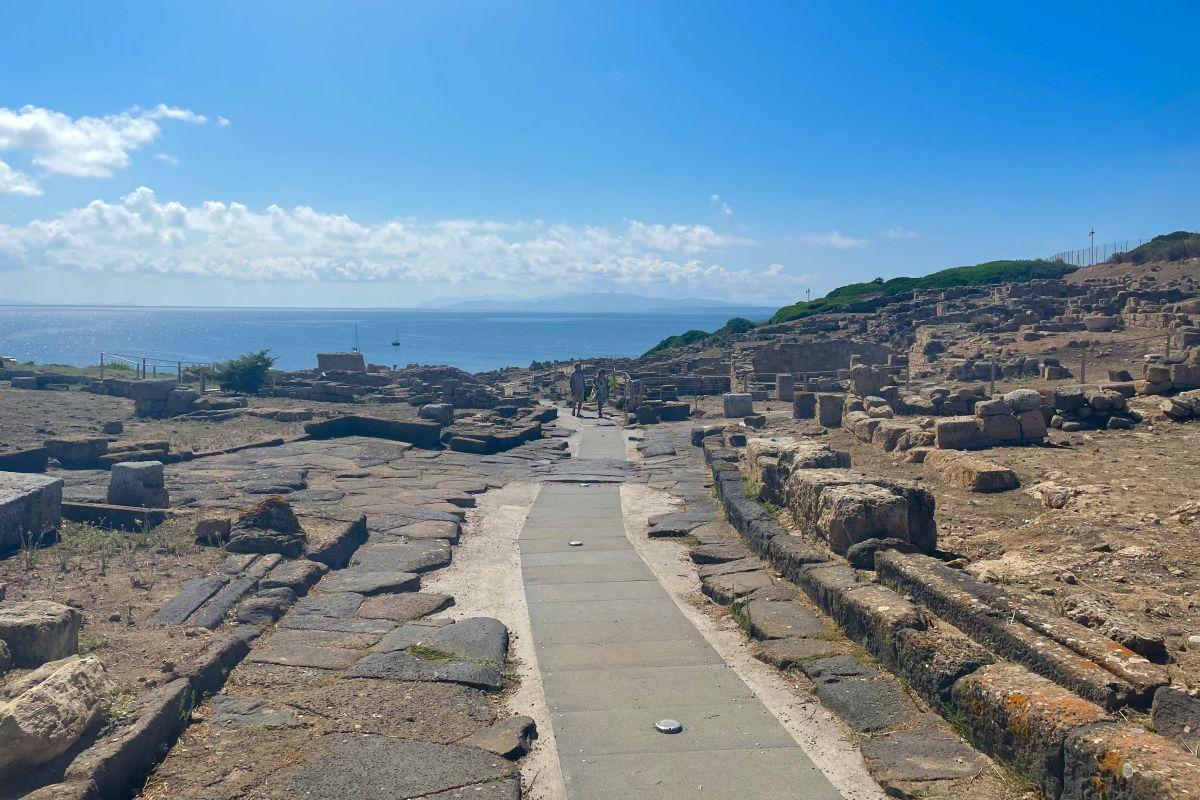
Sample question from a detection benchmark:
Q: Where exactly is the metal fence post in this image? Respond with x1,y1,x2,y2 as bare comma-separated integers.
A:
989,359,996,397
1079,350,1086,385
100,353,104,381
1166,333,1171,362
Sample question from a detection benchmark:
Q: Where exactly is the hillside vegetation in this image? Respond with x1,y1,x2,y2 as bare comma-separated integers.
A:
1109,231,1200,265
642,316,754,357
769,259,1075,324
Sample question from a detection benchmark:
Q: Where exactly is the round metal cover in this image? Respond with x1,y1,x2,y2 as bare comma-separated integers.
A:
654,719,683,734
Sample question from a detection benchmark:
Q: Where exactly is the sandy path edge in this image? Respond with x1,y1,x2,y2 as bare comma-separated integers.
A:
421,480,568,800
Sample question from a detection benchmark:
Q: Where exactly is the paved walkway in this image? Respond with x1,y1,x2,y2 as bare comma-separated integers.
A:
520,419,842,799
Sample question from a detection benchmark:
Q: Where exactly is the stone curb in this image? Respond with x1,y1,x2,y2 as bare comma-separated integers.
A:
700,435,1200,800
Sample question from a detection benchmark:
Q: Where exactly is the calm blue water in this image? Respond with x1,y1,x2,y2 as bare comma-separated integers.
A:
0,306,770,373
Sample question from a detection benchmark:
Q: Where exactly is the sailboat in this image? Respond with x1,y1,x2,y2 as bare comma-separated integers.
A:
390,330,401,347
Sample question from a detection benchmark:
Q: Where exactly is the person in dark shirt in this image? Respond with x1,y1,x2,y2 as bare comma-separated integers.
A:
569,362,586,417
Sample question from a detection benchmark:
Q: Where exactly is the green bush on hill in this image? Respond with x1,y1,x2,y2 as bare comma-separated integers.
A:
213,350,277,394
642,316,757,356
769,259,1075,324
1109,231,1200,265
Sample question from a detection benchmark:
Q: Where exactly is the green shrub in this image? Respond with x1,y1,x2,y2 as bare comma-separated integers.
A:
642,316,758,356
1110,231,1200,264
213,350,277,394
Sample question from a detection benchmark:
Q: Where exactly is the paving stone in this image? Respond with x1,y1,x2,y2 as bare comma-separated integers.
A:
287,733,514,799
647,509,711,537
351,540,452,573
458,715,536,759
374,617,508,664
345,650,503,691
281,592,395,634
260,559,328,593
318,570,420,595
689,541,753,564
736,599,830,640
696,557,762,579
357,591,454,621
186,575,265,629
210,694,305,729
801,654,878,683
752,637,850,670
149,576,228,626
394,520,461,542
862,721,990,797
235,592,293,625
700,570,773,604
814,678,917,732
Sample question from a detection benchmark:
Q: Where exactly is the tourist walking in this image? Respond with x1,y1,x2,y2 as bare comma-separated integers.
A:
594,367,609,418
569,362,586,417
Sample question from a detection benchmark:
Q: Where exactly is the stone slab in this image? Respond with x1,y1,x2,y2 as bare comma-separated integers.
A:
345,650,503,691
149,576,229,626
287,734,514,799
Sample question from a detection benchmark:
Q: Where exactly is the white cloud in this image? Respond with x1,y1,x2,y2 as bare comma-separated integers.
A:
884,225,919,239
217,116,231,127
0,104,208,191
0,187,800,298
0,159,41,196
799,230,868,250
708,193,734,217
154,153,181,166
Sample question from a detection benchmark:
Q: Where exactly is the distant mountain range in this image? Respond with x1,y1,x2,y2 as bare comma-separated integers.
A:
418,291,773,314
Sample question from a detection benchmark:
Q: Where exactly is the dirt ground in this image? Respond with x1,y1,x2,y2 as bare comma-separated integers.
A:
0,385,429,455
0,517,223,690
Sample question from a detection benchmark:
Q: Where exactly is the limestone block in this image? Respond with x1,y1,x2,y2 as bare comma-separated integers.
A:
816,393,845,427
792,392,816,419
1171,363,1200,390
1003,388,1045,412
0,656,114,775
317,352,366,372
1062,722,1200,800
816,483,909,555
0,602,82,667
934,416,993,450
1017,408,1048,440
0,472,62,553
951,664,1109,799
978,412,1022,441
925,451,1018,492
419,403,454,425
775,374,795,401
107,461,168,508
722,393,754,418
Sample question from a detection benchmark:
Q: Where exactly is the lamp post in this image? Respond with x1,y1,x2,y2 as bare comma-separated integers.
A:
1089,228,1095,266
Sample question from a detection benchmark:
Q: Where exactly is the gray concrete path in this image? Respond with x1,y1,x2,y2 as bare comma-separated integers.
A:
520,419,843,799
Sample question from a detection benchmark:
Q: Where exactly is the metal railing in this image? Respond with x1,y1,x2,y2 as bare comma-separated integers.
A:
99,352,218,390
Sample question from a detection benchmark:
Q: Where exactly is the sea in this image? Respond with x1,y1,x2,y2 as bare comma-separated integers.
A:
0,306,773,374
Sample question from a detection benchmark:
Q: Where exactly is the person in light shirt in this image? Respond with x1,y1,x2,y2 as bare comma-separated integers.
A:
593,367,610,419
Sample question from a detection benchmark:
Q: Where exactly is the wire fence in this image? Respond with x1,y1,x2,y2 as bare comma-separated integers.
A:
1049,238,1149,267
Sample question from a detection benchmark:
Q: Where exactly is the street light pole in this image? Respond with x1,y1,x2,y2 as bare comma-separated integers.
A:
1089,228,1095,266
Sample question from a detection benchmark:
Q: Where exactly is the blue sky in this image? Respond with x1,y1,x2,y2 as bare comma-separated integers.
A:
1,1,1197,307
